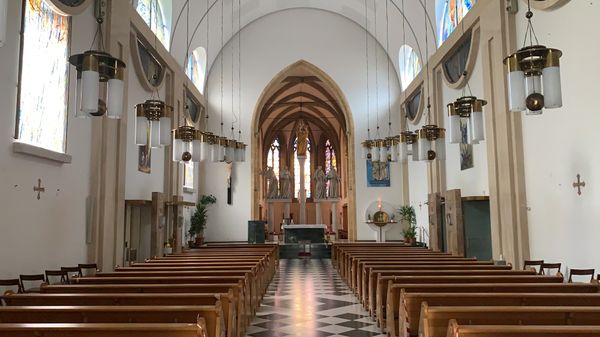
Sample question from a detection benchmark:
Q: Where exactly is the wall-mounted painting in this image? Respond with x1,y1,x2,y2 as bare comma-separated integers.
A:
138,145,151,174
183,161,194,193
366,160,390,187
460,119,474,170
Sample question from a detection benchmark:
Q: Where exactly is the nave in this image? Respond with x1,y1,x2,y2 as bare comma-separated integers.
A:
247,259,384,337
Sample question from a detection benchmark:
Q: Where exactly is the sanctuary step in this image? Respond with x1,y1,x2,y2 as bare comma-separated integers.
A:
278,243,332,259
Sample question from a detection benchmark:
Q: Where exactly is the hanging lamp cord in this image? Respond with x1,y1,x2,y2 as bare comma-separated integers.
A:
364,0,371,140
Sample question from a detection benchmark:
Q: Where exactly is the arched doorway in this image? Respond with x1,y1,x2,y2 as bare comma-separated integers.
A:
251,60,357,240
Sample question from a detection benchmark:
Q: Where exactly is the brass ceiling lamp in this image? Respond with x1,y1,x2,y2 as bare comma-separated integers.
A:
416,0,445,162
504,0,563,115
68,4,125,119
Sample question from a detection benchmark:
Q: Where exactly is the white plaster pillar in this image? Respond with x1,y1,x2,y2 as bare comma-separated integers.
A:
331,200,338,235
298,156,307,224
315,201,322,225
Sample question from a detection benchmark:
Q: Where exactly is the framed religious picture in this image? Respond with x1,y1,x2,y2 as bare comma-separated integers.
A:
460,118,474,170
366,160,391,187
138,145,151,174
183,161,194,193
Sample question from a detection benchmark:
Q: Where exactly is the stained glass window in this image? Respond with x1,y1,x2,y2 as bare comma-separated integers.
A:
267,138,280,179
293,137,311,199
16,0,70,153
436,0,475,46
136,0,171,50
399,45,421,91
324,139,337,192
185,47,207,93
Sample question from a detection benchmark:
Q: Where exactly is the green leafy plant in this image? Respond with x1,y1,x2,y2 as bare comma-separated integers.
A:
398,205,417,239
188,194,217,240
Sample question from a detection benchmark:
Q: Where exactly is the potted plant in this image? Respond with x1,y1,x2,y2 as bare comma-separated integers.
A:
398,205,418,245
188,194,217,247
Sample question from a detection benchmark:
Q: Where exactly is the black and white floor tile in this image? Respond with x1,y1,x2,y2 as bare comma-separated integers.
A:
246,259,385,337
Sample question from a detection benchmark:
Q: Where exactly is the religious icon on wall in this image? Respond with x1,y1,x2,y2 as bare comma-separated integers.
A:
138,145,151,174
366,160,391,187
183,162,194,193
460,118,474,170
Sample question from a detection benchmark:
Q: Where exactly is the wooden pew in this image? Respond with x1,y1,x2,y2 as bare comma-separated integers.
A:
420,304,600,337
0,305,224,337
0,322,208,337
446,320,600,337
386,283,600,337
376,274,564,328
2,292,237,337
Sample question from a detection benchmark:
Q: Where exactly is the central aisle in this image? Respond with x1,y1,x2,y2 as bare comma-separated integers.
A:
246,259,385,337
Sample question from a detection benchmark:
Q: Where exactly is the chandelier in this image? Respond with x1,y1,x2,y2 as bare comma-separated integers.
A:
135,99,172,148
69,16,125,119
504,0,562,115
447,96,486,144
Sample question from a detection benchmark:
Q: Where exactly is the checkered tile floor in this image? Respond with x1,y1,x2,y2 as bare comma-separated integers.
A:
246,259,385,337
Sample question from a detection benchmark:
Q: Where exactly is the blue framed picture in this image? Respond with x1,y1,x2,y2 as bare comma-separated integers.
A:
366,160,390,187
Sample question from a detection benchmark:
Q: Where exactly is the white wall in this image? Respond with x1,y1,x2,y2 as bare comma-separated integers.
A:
0,3,96,278
517,1,600,274
200,8,405,241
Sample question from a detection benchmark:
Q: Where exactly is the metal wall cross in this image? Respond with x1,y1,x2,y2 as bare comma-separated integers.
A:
34,179,45,200
573,174,586,196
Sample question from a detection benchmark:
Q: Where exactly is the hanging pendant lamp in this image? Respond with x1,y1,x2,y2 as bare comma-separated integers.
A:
447,96,487,144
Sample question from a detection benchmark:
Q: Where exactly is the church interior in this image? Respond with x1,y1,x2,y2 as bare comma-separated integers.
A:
1,0,600,336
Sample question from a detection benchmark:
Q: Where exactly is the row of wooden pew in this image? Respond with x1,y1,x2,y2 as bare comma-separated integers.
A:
0,244,278,337
332,242,600,337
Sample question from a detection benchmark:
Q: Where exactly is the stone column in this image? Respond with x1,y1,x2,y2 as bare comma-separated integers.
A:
298,156,307,224
315,201,322,225
267,200,275,237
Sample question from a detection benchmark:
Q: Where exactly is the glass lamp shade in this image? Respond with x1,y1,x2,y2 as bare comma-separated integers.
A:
448,113,461,144
390,141,398,162
0,0,7,47
192,139,202,162
470,110,484,142
159,117,172,146
211,142,220,162
241,145,247,162
418,136,429,161
149,120,161,148
379,144,388,163
543,66,562,108
399,141,408,163
505,54,526,112
200,140,210,162
172,137,183,162
74,74,88,118
411,141,420,162
106,77,124,119
525,75,543,115
371,144,380,162
225,140,235,162
435,137,446,161
135,116,148,145
81,69,100,114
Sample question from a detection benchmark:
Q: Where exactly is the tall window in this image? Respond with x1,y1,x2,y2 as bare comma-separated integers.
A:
324,139,337,193
293,137,311,199
185,47,207,93
17,0,70,153
267,138,280,178
399,45,421,91
136,0,171,49
436,0,475,46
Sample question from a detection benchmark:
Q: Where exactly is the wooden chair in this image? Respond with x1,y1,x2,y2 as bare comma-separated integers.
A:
18,274,45,293
539,262,562,275
569,268,595,283
523,259,544,273
45,270,69,285
0,279,23,296
78,263,100,276
61,266,82,281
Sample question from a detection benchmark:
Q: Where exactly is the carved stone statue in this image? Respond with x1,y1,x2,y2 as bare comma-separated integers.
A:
262,167,279,199
279,166,292,199
313,166,326,200
326,167,340,199
296,120,309,156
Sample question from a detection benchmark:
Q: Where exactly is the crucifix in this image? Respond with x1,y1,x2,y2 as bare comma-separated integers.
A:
34,179,45,200
573,174,586,196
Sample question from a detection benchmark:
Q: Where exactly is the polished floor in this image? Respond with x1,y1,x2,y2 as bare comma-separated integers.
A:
246,259,385,337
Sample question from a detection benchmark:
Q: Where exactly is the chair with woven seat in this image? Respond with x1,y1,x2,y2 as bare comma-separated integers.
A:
568,268,595,283
61,266,82,282
539,262,562,276
0,279,23,295
19,274,45,293
78,263,100,277
45,270,69,285
523,260,544,274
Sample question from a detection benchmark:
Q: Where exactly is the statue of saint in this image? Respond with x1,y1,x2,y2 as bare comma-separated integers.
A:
296,120,309,156
313,166,326,200
279,167,292,199
262,167,279,199
326,167,341,199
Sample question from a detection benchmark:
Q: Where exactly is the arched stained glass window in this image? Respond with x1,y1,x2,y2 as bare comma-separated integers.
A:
136,0,171,50
293,137,311,199
186,47,207,93
436,0,475,46
267,138,280,179
16,0,70,153
399,45,421,91
324,139,337,193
